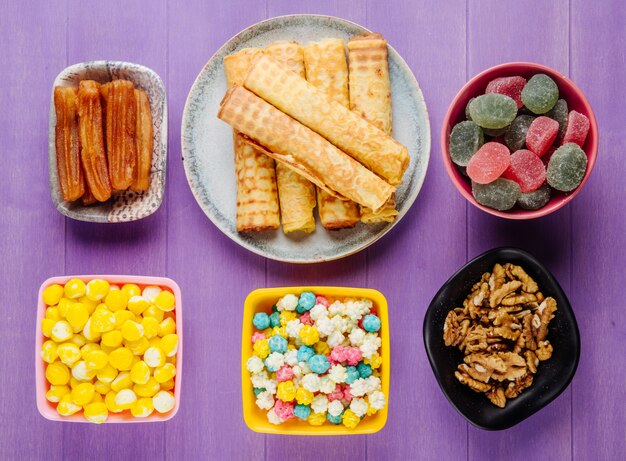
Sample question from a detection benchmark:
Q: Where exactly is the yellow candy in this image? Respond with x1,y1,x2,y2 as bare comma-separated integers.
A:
277,381,297,402
41,318,55,338
142,285,162,303
66,303,89,332
85,350,109,371
141,316,160,339
57,298,74,318
152,390,175,413
91,309,115,333
68,334,87,348
143,346,166,368
105,391,123,413
92,392,104,403
114,389,137,410
57,394,81,416
85,279,110,302
70,382,95,406
153,363,176,384
365,402,377,416
253,339,270,359
96,364,118,384
121,320,144,341
70,377,81,389
134,378,160,397
308,411,326,426
314,341,330,355
111,371,132,392
113,310,134,328
51,319,75,342
43,284,64,306
78,296,98,315
46,362,70,385
159,379,175,391
295,387,314,405
41,340,58,363
104,290,128,312
64,278,86,300
131,397,155,417
71,360,96,381
148,337,161,348
130,360,151,385
121,283,141,298
101,330,123,348
299,325,319,346
279,311,297,326
82,318,100,342
84,402,108,424
158,318,176,337
364,353,383,369
57,342,81,366
142,305,164,322
127,295,150,316
342,409,360,429
80,343,101,359
46,385,70,403
94,380,111,395
125,337,150,355
167,355,177,366
45,307,60,321
154,290,175,312
109,347,134,370
159,334,178,357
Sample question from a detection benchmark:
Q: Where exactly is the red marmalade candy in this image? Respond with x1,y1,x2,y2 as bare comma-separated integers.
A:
502,149,546,193
562,110,590,146
467,142,511,184
526,116,559,157
485,76,527,109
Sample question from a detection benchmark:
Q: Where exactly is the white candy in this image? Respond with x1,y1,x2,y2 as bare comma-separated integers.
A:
301,374,321,393
349,378,369,397
331,315,349,333
349,328,366,347
310,394,329,414
255,391,274,410
309,304,328,321
264,379,277,395
319,376,335,394
251,371,269,389
328,301,346,317
350,398,368,417
328,364,347,384
246,356,264,374
327,331,345,348
298,361,311,374
267,408,283,425
315,316,334,337
360,334,381,358
276,294,298,312
327,400,344,417
285,319,303,339
264,352,284,371
368,390,386,410
284,349,299,366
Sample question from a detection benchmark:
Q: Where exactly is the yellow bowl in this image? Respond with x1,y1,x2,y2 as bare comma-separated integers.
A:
241,286,390,435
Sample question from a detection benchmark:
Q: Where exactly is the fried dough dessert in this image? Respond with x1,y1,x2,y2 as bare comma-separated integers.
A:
132,89,153,192
54,87,85,201
243,53,409,185
77,80,111,202
348,33,399,223
265,41,317,234
218,86,394,212
303,39,361,230
106,80,137,191
224,48,280,232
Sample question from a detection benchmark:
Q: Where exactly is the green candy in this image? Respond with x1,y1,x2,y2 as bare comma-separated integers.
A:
517,184,551,210
472,178,521,211
521,74,559,114
504,115,535,151
483,125,510,137
449,121,484,166
546,143,587,192
546,99,568,140
469,94,518,129
465,97,475,120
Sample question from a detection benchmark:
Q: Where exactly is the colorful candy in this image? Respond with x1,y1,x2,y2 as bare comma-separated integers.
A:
449,121,484,166
504,115,534,151
502,149,546,193
526,116,559,157
486,76,526,108
521,74,559,114
562,110,590,147
468,94,518,129
546,99,568,141
517,184,552,210
472,178,521,211
466,142,511,184
546,143,588,191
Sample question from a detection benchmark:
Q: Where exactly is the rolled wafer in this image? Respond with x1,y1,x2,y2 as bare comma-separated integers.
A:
224,48,280,232
54,87,85,202
265,41,316,234
217,86,394,212
132,88,153,193
243,53,409,185
348,33,399,223
303,39,361,230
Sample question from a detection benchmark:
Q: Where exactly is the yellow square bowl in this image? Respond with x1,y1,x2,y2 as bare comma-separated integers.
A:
241,287,390,435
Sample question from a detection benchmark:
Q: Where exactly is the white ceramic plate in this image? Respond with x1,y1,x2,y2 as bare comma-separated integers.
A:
182,15,430,263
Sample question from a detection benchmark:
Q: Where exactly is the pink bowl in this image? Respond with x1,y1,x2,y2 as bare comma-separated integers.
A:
441,62,598,219
36,275,182,423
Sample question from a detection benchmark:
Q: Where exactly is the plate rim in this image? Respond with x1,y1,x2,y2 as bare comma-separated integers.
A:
181,13,431,263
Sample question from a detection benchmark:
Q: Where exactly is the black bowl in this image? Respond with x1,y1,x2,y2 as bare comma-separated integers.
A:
423,247,580,430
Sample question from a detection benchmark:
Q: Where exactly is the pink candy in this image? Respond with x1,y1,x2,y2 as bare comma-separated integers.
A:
485,76,527,108
467,142,511,184
273,400,294,420
526,116,559,157
502,149,546,193
276,365,294,382
343,385,353,402
328,385,344,402
299,311,313,326
329,345,348,364
344,348,362,366
251,332,266,343
315,296,330,307
562,110,590,146
330,346,362,366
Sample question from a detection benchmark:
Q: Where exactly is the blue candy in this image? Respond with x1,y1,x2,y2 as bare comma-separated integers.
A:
357,362,373,379
268,312,281,328
294,404,311,420
253,388,265,397
308,354,330,374
345,366,360,384
327,411,343,424
297,345,315,362
298,292,316,313
268,335,288,354
253,312,270,330
362,314,381,332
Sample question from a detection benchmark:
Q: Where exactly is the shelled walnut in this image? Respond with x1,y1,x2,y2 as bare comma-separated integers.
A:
443,263,557,408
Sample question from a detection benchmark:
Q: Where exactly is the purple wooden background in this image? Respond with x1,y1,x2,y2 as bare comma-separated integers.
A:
1,0,624,460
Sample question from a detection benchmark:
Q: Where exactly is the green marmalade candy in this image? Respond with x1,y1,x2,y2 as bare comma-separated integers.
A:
521,74,559,114
517,183,551,210
465,97,475,120
546,99,568,141
468,94,518,129
546,143,587,192
449,121,484,166
504,115,535,151
472,178,521,211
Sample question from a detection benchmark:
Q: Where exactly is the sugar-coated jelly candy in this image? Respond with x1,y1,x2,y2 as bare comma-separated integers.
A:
472,178,521,211
485,76,527,108
469,94,518,129
521,74,559,114
505,115,535,151
466,142,511,184
517,183,551,210
546,143,587,191
546,99,568,141
526,116,559,157
465,97,475,120
449,121,484,166
502,149,546,193
483,126,509,137
562,110,590,147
